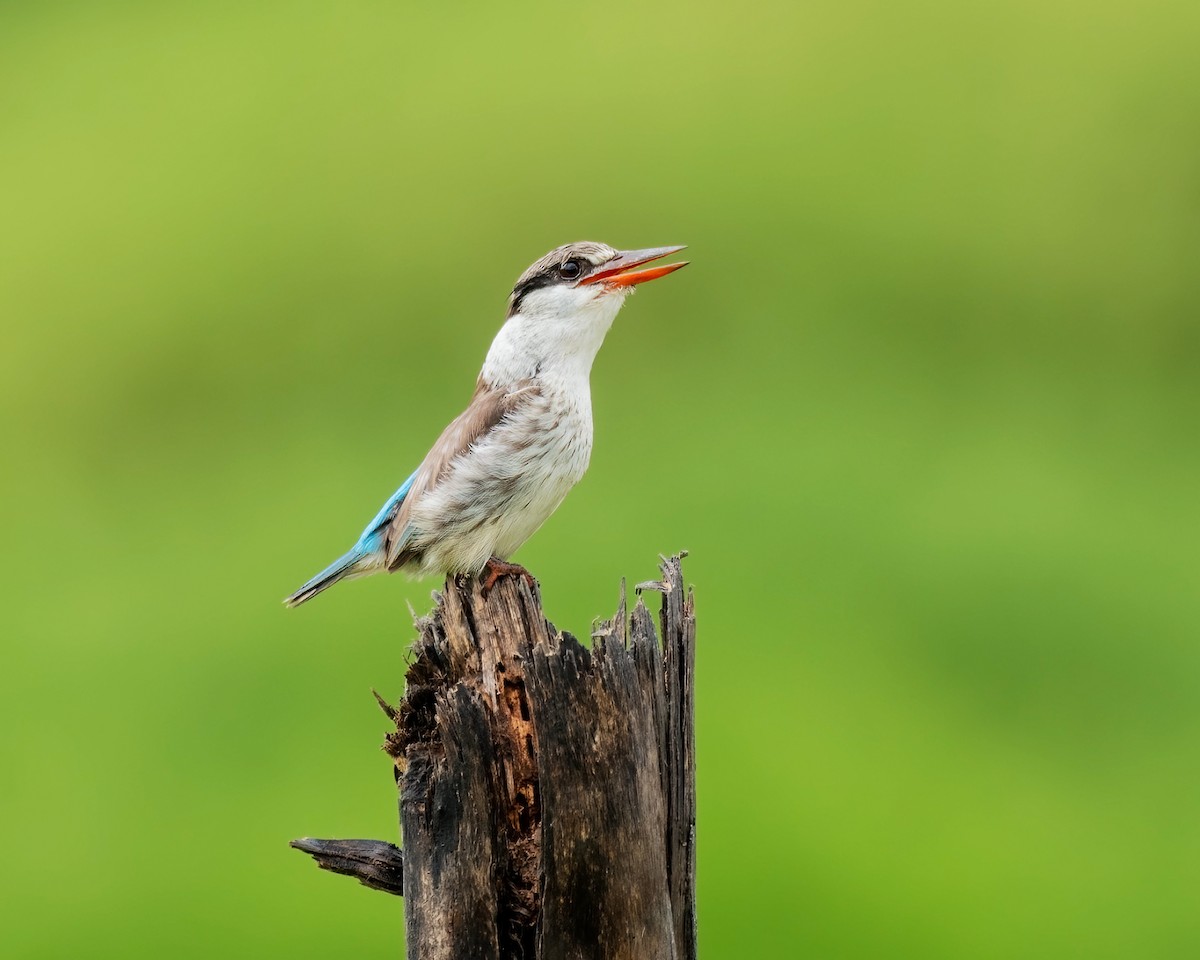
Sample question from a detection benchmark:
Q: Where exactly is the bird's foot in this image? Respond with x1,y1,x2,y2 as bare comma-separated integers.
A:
480,557,538,598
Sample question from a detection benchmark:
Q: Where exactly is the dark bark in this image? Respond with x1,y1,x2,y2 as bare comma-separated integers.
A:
289,838,404,896
293,554,697,960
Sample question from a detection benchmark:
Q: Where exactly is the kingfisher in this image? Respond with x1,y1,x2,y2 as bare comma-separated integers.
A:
285,241,688,606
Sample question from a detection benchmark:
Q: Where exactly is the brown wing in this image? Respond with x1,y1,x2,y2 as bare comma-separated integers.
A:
384,378,535,569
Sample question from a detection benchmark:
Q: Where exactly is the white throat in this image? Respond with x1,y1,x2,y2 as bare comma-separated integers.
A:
481,286,629,387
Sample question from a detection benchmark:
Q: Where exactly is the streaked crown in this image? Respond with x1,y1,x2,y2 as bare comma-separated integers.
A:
507,242,617,316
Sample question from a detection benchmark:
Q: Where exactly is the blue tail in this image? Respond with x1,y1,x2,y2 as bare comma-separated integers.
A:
285,468,419,608
284,548,372,608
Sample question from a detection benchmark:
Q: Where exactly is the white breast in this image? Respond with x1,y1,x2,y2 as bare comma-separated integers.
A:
409,376,593,574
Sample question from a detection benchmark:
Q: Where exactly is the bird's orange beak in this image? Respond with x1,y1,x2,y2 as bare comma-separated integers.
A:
579,245,689,288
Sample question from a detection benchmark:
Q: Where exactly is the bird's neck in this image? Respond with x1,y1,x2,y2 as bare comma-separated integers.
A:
480,299,622,389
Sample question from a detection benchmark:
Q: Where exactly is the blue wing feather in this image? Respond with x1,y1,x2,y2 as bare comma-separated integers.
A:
356,468,419,548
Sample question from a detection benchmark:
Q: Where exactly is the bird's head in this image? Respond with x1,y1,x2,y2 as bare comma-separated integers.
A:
489,241,687,381
507,242,687,322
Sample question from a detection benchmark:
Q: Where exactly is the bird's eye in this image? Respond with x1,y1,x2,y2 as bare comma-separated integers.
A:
558,259,582,281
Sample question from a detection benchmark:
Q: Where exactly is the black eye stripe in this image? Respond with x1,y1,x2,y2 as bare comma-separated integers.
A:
508,271,560,315
508,259,591,315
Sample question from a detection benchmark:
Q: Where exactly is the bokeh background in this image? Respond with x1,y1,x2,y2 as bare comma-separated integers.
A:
3,1,1198,957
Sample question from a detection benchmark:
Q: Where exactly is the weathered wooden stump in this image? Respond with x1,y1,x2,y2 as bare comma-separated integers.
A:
293,554,696,960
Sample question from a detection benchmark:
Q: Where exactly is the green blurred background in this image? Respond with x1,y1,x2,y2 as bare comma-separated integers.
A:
3,1,1198,956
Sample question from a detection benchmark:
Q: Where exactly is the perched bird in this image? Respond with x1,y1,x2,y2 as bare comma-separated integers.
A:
285,241,687,607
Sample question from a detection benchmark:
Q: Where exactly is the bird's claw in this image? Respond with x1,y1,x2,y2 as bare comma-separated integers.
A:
480,557,538,598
